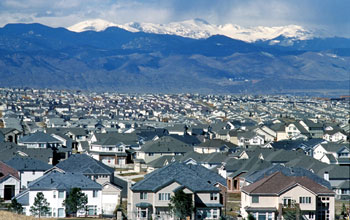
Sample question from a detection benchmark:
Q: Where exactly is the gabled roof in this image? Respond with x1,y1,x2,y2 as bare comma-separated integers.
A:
0,160,20,181
197,139,237,149
55,154,114,175
245,164,331,189
131,162,226,192
5,156,52,171
93,133,139,146
242,172,334,196
28,170,102,190
140,136,192,153
19,131,61,143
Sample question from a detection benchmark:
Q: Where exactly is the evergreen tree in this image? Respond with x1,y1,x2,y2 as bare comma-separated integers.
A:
63,188,88,217
30,192,50,218
10,198,23,214
169,190,193,220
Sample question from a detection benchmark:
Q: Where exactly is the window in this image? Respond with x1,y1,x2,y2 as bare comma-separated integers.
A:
213,209,218,218
309,212,314,218
58,191,64,198
93,190,98,198
268,212,273,220
32,171,36,175
283,198,292,207
158,193,170,201
252,196,259,203
299,196,311,204
53,191,56,198
140,192,148,200
148,153,154,156
210,193,218,200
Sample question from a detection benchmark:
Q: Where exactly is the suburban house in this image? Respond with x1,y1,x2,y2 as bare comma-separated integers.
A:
15,171,102,218
299,120,324,139
193,139,237,154
18,131,63,149
136,136,193,163
128,162,227,220
89,132,140,166
313,143,350,165
0,128,22,144
237,132,265,148
323,129,348,143
5,156,52,190
241,172,335,220
0,161,20,201
55,154,123,216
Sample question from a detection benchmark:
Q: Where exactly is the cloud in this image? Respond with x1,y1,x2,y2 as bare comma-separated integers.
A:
0,0,349,37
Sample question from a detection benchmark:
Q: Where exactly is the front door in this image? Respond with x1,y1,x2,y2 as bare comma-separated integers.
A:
4,185,15,200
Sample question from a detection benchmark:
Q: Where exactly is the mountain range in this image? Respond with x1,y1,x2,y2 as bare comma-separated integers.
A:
0,21,349,95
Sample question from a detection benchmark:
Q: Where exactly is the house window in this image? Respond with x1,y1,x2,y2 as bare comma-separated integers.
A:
268,212,273,220
32,171,36,175
93,190,98,198
53,191,56,198
283,197,292,207
252,196,259,203
210,193,218,200
309,212,314,218
213,209,218,218
299,196,311,204
58,191,64,198
140,192,148,200
148,153,154,156
158,193,170,201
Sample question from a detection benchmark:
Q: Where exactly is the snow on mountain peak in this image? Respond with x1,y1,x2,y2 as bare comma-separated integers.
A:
67,19,118,32
67,19,316,42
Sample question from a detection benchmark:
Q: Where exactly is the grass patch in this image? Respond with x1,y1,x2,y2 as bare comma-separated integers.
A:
335,200,350,216
132,177,144,182
118,172,145,176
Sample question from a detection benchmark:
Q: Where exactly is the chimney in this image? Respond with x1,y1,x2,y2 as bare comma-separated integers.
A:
324,172,329,181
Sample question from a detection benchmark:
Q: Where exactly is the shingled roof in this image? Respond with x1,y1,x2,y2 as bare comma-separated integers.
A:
55,154,114,175
0,160,19,181
5,156,52,171
131,162,226,192
242,172,334,196
27,170,102,190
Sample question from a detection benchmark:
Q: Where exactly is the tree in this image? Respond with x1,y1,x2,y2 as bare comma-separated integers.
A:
247,213,256,220
30,192,50,218
63,188,88,217
169,190,194,220
11,198,23,214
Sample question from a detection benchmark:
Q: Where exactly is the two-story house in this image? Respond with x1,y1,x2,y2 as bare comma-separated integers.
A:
0,161,20,201
313,143,350,165
128,162,227,220
241,172,335,220
14,171,102,218
55,154,123,216
5,156,52,190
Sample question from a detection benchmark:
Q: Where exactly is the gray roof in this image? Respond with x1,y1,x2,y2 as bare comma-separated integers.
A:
0,142,53,163
245,164,332,189
93,133,139,146
147,155,181,168
28,170,102,190
5,156,52,171
131,162,226,192
19,131,61,143
141,136,193,153
56,154,114,175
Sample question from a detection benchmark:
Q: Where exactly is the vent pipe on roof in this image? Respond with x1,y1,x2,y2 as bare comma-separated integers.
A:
324,172,329,181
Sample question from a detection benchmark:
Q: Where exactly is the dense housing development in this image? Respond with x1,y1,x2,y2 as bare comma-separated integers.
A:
0,88,349,219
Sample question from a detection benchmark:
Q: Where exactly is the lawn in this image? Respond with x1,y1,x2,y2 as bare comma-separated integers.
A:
0,211,107,220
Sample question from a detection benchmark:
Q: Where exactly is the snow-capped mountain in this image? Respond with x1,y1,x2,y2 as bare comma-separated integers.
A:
67,19,118,32
67,18,317,42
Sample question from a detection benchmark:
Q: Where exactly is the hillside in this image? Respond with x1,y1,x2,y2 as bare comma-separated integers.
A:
0,23,349,95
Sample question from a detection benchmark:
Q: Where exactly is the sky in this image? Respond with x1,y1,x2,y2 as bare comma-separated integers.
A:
0,0,349,37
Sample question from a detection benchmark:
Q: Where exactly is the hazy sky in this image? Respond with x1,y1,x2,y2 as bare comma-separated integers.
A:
0,0,349,37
